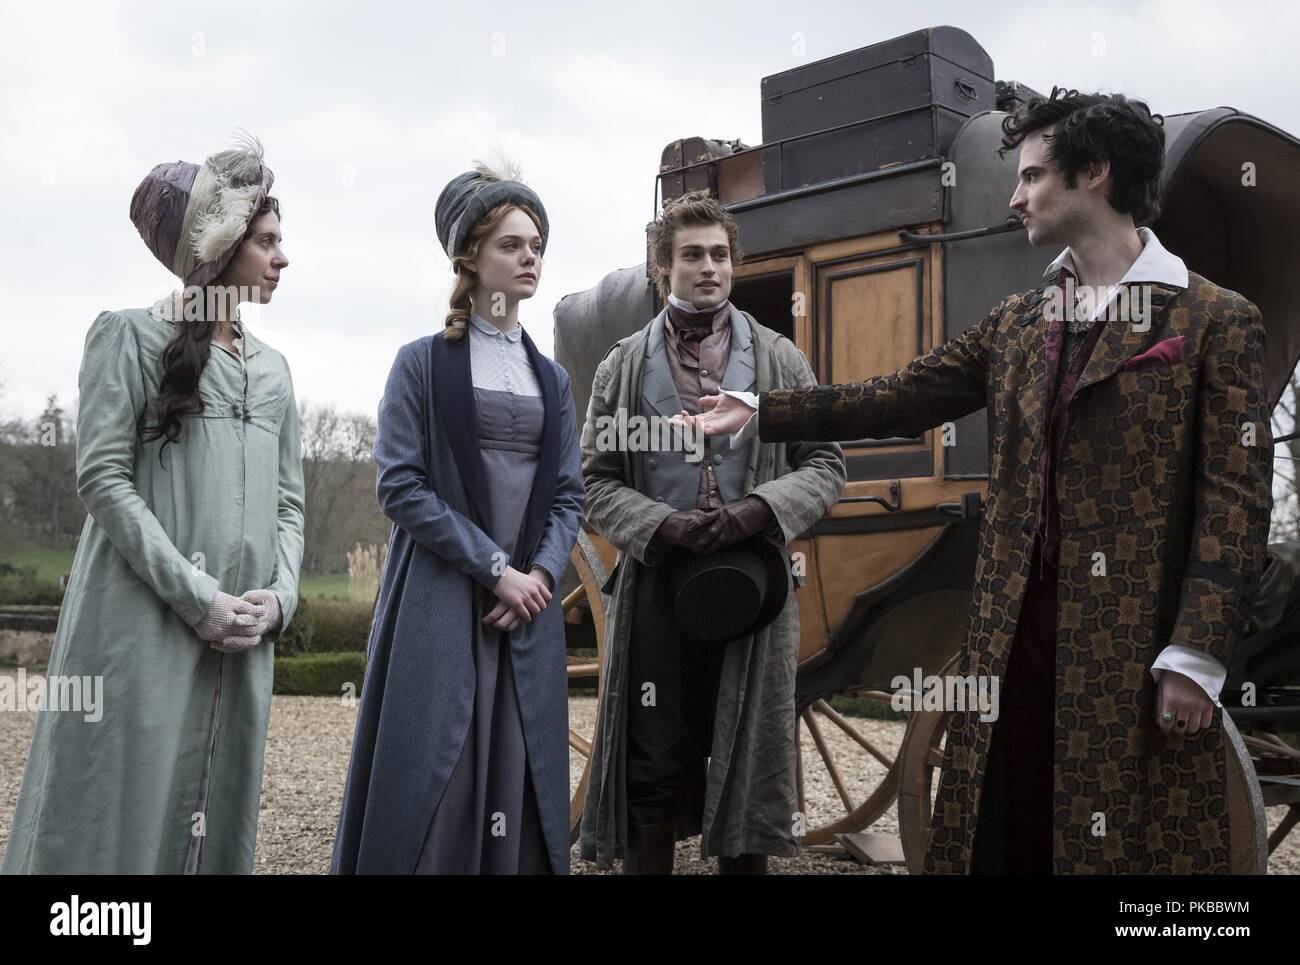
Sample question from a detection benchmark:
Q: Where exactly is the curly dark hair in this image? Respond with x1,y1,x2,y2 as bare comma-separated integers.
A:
647,190,743,300
1000,86,1166,225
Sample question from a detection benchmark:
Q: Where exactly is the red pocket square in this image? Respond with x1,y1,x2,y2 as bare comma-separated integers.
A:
1123,335,1184,371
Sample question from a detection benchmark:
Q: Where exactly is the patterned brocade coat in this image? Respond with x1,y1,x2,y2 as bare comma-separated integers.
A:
759,272,1273,874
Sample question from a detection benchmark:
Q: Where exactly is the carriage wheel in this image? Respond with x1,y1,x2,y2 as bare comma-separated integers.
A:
563,531,611,843
1238,727,1300,855
894,660,953,874
795,693,904,846
1223,713,1268,873
894,655,1268,874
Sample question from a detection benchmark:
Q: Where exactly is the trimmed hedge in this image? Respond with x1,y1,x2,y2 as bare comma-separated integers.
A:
306,598,375,652
0,572,376,658
273,651,366,696
828,693,907,721
277,597,315,654
0,562,63,606
277,597,373,655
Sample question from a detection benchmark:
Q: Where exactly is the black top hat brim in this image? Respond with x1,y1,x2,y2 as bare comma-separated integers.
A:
652,533,790,644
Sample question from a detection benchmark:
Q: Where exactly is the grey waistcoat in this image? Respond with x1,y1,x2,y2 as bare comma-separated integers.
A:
639,305,757,510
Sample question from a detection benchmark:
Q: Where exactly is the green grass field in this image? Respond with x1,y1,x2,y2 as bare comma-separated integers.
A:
0,542,74,582
1,541,354,600
298,573,353,599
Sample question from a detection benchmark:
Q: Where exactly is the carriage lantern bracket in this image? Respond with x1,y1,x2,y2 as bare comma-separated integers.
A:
898,216,1025,246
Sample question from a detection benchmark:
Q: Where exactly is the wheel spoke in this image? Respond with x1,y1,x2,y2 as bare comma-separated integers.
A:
802,708,854,814
1250,732,1300,760
568,730,591,757
1268,805,1300,855
561,585,586,612
567,534,610,844
813,699,895,769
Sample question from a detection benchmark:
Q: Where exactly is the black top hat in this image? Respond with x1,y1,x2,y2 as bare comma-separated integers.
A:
652,534,791,644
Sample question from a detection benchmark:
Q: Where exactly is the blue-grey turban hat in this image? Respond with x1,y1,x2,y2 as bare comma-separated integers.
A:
435,157,549,260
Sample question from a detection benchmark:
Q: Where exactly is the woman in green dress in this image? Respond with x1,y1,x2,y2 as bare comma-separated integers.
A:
1,134,304,875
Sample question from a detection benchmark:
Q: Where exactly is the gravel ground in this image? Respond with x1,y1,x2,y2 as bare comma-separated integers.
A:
1,684,1296,875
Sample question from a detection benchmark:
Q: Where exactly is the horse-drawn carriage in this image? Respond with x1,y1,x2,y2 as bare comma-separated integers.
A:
554,26,1300,872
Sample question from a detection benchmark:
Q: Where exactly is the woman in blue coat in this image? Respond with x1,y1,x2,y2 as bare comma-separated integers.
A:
331,159,585,874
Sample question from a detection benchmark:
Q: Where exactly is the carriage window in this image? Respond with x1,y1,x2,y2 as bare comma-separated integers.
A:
729,272,795,341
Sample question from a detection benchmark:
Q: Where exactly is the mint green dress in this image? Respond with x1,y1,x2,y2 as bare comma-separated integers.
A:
0,300,304,875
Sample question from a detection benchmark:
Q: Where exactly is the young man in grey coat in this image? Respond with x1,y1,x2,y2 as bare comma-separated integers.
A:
577,191,847,873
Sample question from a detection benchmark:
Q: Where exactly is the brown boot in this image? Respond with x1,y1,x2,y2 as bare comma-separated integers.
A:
624,821,676,875
717,852,768,875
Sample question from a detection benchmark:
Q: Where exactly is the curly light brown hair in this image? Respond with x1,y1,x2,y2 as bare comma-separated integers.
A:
646,190,743,300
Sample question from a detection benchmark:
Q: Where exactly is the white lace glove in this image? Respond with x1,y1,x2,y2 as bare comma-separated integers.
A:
240,589,282,637
196,591,265,652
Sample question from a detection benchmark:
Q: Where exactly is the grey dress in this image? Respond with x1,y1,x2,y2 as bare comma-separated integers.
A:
414,316,552,874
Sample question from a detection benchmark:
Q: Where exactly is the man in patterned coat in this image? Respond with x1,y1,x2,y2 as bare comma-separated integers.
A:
688,88,1273,873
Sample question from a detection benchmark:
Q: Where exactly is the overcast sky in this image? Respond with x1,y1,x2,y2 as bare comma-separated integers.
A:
1,0,1294,423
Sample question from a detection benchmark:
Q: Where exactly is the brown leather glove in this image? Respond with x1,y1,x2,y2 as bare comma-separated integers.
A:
652,508,719,554
694,496,773,555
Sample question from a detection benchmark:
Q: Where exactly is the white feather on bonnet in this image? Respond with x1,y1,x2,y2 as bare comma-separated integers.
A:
130,130,276,289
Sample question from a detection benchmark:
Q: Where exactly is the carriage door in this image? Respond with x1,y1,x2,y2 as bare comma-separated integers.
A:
797,231,983,677
727,256,829,658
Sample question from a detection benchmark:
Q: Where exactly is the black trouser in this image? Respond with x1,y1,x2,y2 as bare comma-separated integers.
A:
625,566,727,827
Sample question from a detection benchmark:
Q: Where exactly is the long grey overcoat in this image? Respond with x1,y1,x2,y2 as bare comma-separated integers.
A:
578,308,846,867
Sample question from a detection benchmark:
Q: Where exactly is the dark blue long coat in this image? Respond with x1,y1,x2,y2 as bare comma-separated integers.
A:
330,328,585,874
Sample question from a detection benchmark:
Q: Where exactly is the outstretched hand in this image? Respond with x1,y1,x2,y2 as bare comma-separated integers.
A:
671,392,755,438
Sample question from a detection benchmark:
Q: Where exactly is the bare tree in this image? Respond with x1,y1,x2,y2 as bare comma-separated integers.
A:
298,401,384,573
1,394,84,547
